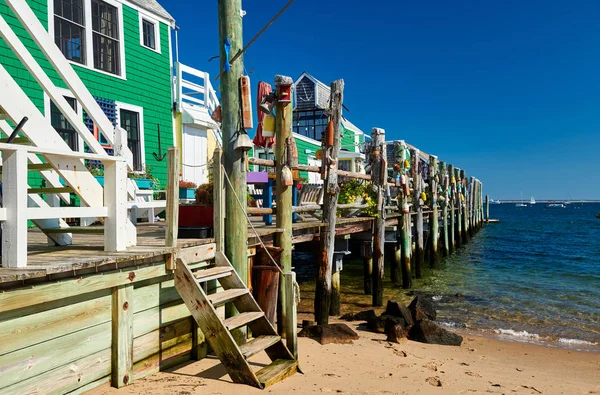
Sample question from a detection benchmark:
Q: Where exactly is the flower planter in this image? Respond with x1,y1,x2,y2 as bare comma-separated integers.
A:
179,187,196,200
179,204,214,227
135,178,153,189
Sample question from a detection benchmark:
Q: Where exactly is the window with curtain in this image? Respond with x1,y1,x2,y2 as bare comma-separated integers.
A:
54,0,86,64
91,0,120,75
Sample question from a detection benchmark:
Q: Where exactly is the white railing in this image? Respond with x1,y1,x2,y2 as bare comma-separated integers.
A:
0,129,131,268
175,62,220,115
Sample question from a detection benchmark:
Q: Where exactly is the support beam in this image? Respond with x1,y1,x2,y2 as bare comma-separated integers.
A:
214,148,225,253
428,155,440,267
371,127,386,306
396,141,412,289
330,253,343,315
315,79,344,324
363,241,373,294
111,284,133,388
455,167,462,249
439,161,449,257
410,148,423,279
461,170,469,243
165,147,180,251
2,149,27,267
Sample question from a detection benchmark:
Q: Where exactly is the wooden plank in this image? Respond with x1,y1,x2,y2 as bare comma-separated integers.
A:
284,272,298,359
41,226,104,234
132,300,191,338
27,206,108,220
132,317,193,363
239,335,281,359
165,147,180,251
0,264,167,314
0,349,110,395
133,279,181,314
131,337,192,381
27,187,73,194
0,294,111,356
223,311,264,331
0,322,111,389
255,359,298,388
175,243,216,265
213,148,225,253
1,149,27,268
112,284,134,388
315,79,344,325
104,148,130,252
193,266,232,282
207,288,249,307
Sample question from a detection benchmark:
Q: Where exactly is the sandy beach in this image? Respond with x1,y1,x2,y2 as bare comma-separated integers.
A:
88,314,599,395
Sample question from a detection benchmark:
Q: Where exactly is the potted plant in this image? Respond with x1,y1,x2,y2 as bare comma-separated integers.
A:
337,179,377,218
179,182,214,228
179,180,197,199
86,163,105,186
128,166,159,190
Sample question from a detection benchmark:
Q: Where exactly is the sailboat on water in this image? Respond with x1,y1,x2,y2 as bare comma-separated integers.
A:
530,196,536,205
516,192,527,207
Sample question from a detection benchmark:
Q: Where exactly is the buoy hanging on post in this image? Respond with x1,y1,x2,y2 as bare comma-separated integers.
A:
281,165,293,186
326,119,334,147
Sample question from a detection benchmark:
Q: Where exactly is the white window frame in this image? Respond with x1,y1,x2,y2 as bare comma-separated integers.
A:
139,12,161,54
48,0,127,80
115,101,146,172
43,89,85,153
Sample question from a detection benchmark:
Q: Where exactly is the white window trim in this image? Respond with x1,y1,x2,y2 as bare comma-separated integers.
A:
43,88,85,153
48,0,127,80
115,101,146,172
139,12,161,54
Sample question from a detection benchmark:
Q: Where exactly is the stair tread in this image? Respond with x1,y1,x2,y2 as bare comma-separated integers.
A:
239,335,281,359
41,227,104,234
193,266,232,282
207,288,249,307
255,359,298,388
223,311,264,331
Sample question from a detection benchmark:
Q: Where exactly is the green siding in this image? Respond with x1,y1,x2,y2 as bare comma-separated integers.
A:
0,0,173,187
293,136,320,181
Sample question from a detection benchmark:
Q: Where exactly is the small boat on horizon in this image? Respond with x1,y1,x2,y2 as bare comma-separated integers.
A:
516,192,527,207
530,196,536,205
546,201,565,208
489,198,502,205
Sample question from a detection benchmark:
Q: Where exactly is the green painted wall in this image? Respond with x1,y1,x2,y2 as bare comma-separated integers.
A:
0,0,173,187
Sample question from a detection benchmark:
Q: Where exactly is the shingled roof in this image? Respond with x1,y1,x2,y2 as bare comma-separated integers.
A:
129,0,174,22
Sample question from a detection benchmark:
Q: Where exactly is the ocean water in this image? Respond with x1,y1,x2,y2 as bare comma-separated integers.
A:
415,202,600,350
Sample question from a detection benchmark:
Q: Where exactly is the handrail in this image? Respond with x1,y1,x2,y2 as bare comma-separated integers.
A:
0,143,124,162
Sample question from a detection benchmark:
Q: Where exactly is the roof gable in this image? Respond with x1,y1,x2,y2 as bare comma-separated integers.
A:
128,0,174,22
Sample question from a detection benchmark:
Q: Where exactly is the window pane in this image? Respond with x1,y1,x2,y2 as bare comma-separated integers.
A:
51,97,78,151
55,0,84,25
142,19,155,49
93,33,120,74
54,0,85,64
120,109,141,171
92,0,118,39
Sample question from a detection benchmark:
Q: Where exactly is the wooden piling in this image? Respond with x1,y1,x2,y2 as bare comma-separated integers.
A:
390,241,400,283
285,272,298,359
330,253,343,315
461,170,469,243
454,167,462,248
397,141,412,289
410,148,424,279
371,127,386,306
439,161,449,257
315,79,344,325
363,241,373,294
274,75,294,334
428,155,440,267
448,164,456,252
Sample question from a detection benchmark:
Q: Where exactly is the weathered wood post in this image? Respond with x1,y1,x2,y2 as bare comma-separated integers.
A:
485,194,489,223
410,148,424,278
469,176,476,235
461,170,469,243
218,0,248,341
315,79,344,325
439,161,449,257
396,141,412,289
330,252,343,316
454,167,462,248
428,155,440,266
274,75,294,335
284,271,298,358
371,127,386,306
363,241,373,294
448,164,456,252
165,147,179,250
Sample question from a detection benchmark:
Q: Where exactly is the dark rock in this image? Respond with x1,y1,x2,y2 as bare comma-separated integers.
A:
408,319,463,346
386,323,410,343
366,316,386,333
383,300,415,326
353,309,377,322
408,295,437,321
302,319,316,328
339,313,355,321
298,323,360,345
383,316,407,333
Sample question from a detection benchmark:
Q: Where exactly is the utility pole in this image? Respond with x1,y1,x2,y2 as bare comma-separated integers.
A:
218,0,248,336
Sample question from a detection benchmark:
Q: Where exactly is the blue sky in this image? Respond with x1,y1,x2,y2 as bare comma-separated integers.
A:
162,0,600,200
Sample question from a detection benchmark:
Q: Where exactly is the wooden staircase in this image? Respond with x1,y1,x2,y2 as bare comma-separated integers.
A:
174,245,298,389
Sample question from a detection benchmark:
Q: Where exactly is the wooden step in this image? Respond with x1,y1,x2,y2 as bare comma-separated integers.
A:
255,359,299,388
207,288,249,307
223,312,264,331
193,266,232,282
0,163,54,172
28,187,73,194
239,335,281,359
42,227,104,234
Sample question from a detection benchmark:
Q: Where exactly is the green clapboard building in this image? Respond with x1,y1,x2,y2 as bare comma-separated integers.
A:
0,0,175,187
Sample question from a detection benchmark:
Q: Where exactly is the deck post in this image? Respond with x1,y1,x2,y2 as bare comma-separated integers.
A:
165,147,180,250
469,176,476,235
439,161,449,257
111,284,133,388
330,253,343,315
315,79,343,325
461,170,469,243
213,147,225,253
2,148,27,267
410,148,424,279
284,271,298,359
397,141,412,289
448,164,456,251
275,75,294,335
371,127,386,306
428,155,440,267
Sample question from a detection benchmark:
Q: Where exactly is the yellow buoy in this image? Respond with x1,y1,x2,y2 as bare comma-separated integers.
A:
421,192,427,201
315,149,323,160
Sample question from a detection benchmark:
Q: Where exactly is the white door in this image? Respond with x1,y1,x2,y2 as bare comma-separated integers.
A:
182,124,208,185
307,157,323,184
